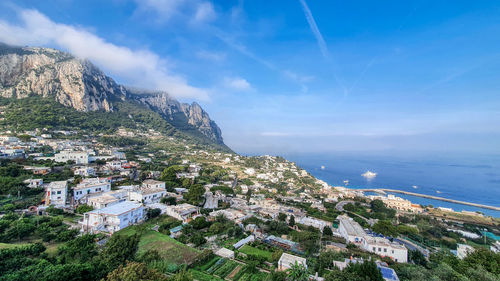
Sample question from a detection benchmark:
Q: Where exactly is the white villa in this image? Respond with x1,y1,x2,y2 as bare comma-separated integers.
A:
74,178,111,203
278,253,307,271
362,237,408,263
44,181,67,206
81,201,144,233
165,203,200,223
55,151,89,164
337,215,366,243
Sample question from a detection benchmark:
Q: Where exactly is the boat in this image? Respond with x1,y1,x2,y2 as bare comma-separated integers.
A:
320,165,325,170
361,170,377,180
412,185,418,189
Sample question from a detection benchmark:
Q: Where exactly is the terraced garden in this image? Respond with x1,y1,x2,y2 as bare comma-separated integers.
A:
193,255,269,281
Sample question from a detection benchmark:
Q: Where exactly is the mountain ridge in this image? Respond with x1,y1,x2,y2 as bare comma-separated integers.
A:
0,43,225,146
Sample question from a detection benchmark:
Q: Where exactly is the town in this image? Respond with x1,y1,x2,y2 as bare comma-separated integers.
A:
0,128,499,281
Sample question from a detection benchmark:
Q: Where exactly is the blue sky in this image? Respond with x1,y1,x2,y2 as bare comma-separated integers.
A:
1,0,500,155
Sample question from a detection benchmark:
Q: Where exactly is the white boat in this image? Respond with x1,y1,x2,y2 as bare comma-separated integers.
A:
361,170,377,180
320,165,325,170
412,185,418,189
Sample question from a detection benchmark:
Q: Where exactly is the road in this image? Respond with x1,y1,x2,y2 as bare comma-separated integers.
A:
335,200,356,212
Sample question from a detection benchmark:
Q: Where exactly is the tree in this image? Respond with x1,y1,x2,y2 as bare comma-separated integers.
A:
58,234,98,263
76,204,93,214
160,166,184,182
344,260,383,281
161,196,177,205
106,261,167,281
271,249,283,263
289,215,295,227
167,267,193,281
409,250,427,267
372,220,397,237
370,200,386,213
190,216,209,230
323,226,333,236
146,208,161,219
278,213,287,222
189,233,207,246
99,234,140,271
286,262,309,281
185,184,205,205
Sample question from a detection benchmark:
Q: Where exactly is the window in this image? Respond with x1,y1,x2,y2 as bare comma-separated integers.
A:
392,250,394,254
57,191,61,194
378,248,381,252
384,248,387,253
373,247,376,251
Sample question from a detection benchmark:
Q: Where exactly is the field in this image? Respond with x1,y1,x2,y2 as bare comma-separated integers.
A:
194,255,269,281
238,245,272,261
118,219,200,266
0,242,30,249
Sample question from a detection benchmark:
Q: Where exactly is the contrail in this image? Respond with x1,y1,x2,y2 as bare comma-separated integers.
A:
298,0,329,59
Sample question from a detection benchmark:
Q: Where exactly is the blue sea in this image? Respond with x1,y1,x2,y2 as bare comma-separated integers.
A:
282,151,500,218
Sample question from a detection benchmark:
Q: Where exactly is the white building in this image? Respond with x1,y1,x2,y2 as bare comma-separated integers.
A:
74,178,111,202
337,215,366,243
215,247,235,259
81,201,144,233
362,237,408,263
24,178,43,188
142,179,166,190
55,151,89,164
299,216,333,232
278,253,307,271
74,166,96,177
456,244,475,259
129,182,166,204
45,181,67,206
87,190,128,209
165,203,200,223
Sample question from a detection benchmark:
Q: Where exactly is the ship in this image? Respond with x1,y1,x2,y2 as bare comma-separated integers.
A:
361,170,377,180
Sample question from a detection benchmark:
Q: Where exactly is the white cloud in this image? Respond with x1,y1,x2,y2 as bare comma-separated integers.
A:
194,2,216,23
134,0,185,22
0,9,209,100
196,50,226,62
223,77,252,91
134,0,216,24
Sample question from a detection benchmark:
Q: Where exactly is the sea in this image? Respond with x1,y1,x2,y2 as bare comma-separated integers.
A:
282,151,500,218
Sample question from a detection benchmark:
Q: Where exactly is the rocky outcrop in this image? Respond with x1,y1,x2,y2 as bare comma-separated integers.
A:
129,90,224,144
0,43,224,145
0,44,124,111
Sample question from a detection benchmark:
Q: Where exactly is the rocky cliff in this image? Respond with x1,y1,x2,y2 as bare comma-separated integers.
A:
0,43,224,145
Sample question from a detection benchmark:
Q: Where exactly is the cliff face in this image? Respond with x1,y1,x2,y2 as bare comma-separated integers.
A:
129,90,224,144
0,43,224,145
0,45,124,111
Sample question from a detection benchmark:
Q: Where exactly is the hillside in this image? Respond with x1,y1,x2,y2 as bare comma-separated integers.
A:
0,43,227,150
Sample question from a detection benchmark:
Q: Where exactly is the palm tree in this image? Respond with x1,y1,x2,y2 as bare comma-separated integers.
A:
286,261,309,281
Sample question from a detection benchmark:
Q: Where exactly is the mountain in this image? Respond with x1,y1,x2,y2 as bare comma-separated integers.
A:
0,43,225,147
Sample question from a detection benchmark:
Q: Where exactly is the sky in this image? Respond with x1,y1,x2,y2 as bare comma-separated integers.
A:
1,0,500,155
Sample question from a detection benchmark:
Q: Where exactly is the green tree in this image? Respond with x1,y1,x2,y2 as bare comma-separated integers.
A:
75,204,93,214
106,261,167,281
289,215,295,227
185,184,204,205
278,213,287,222
372,220,397,237
323,226,333,236
286,262,309,281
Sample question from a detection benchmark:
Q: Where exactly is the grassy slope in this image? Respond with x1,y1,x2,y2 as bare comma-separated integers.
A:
0,96,231,152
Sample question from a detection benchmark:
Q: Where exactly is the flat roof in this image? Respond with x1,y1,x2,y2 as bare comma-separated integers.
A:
86,201,142,216
279,253,307,267
338,216,366,237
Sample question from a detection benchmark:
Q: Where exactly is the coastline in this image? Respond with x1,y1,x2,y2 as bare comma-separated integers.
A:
356,188,500,211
